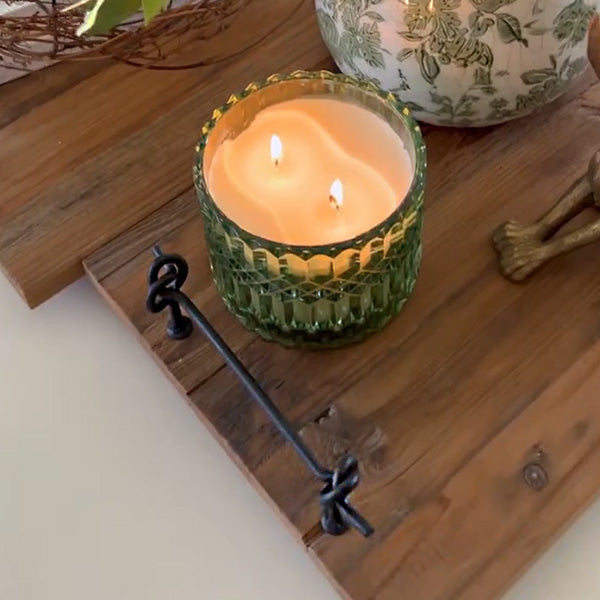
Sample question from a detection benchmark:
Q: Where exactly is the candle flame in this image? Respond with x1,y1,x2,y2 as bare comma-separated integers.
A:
271,134,282,166
329,179,343,212
427,0,434,11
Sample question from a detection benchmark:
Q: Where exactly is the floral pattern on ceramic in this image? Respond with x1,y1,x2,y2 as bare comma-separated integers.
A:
315,0,596,126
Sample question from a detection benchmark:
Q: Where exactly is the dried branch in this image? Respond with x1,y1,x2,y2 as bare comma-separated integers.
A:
0,0,251,69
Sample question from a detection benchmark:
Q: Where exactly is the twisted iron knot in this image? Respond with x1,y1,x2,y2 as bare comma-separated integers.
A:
320,455,373,537
146,246,193,339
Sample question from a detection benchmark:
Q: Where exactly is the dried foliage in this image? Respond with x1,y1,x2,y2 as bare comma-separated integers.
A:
0,0,251,70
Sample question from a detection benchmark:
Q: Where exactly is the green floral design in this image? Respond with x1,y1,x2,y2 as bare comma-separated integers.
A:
488,54,588,120
553,0,596,48
398,0,520,87
316,0,386,72
316,0,595,126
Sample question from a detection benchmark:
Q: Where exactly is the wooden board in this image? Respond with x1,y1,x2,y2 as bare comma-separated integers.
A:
84,71,600,600
0,0,332,308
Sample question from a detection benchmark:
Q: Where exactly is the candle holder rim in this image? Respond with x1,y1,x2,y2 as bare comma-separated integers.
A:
193,69,426,255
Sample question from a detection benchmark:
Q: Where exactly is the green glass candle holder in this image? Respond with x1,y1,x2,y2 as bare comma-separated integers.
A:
193,70,426,349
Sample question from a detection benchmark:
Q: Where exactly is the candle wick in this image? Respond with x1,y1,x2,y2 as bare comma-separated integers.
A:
329,195,341,214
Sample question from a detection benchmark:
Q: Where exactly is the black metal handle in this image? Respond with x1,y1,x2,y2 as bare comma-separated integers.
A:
146,246,374,538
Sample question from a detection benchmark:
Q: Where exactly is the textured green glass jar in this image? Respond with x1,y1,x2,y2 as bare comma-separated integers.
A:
193,70,426,348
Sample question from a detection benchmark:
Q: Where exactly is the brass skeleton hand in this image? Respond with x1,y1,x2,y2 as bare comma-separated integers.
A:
493,151,600,281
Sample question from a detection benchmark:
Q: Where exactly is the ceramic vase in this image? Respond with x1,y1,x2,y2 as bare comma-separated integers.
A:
315,0,595,126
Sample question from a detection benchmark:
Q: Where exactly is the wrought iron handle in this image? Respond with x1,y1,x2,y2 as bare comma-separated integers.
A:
146,246,374,538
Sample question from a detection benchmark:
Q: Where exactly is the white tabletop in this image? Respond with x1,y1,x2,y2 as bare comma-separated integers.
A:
1,273,599,600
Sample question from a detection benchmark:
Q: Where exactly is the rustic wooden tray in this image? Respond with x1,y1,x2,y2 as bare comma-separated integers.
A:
84,75,600,599
3,0,600,597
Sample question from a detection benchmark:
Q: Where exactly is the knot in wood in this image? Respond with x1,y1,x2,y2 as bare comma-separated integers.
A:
522,462,549,491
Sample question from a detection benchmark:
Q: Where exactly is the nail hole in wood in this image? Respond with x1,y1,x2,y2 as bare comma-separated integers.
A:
522,462,549,491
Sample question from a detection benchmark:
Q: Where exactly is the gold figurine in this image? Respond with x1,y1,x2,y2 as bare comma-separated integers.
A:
493,14,600,282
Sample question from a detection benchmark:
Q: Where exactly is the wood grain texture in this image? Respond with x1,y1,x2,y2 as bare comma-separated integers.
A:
0,0,333,308
84,67,600,600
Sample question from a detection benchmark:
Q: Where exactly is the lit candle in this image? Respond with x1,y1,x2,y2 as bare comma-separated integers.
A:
206,97,413,247
194,71,426,348
271,134,282,167
329,179,343,212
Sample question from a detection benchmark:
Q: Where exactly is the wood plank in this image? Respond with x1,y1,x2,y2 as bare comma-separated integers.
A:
313,343,600,600
85,66,600,600
0,59,110,130
0,0,333,307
